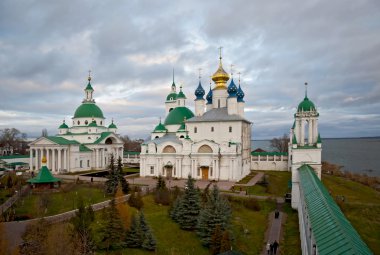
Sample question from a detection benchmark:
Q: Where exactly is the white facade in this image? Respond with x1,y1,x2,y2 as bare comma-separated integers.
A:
29,76,124,173
140,57,251,181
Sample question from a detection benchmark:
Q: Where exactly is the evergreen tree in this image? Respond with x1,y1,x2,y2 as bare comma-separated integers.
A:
220,230,232,253
128,188,144,210
117,156,129,194
177,175,201,230
98,198,125,251
125,214,143,248
169,195,183,222
196,185,232,246
210,225,223,255
155,175,166,190
105,155,129,194
142,228,157,251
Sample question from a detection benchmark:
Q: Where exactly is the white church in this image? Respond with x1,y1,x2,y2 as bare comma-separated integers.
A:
140,54,252,181
29,75,124,173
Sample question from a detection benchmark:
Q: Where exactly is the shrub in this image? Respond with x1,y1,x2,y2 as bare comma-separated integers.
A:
243,198,261,211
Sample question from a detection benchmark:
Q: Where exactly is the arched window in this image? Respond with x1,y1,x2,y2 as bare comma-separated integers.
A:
155,136,159,139
229,126,232,133
100,121,103,125
77,120,80,125
198,145,213,153
169,108,173,112
211,127,214,132
194,127,197,133
105,137,113,144
180,135,184,138
85,120,88,125
163,145,176,153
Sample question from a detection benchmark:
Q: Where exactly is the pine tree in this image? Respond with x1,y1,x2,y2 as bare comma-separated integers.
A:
155,175,166,190
177,175,201,230
210,225,223,255
98,198,125,251
117,156,129,194
125,214,143,248
70,198,95,255
196,185,232,246
169,195,183,222
139,211,157,251
105,155,130,194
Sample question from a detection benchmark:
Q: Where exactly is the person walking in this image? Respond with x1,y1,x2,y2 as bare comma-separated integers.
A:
272,240,279,255
266,242,271,255
270,243,274,255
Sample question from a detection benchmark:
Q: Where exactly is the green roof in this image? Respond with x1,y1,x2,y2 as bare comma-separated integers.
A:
292,120,295,129
177,122,186,132
85,82,94,91
124,151,140,155
166,92,177,101
79,144,92,152
59,121,69,129
299,165,373,255
164,107,194,125
46,136,79,145
292,134,297,144
5,162,28,166
27,165,61,184
297,96,316,112
177,87,186,99
0,154,29,160
153,121,167,133
74,102,104,118
88,120,98,127
317,133,322,143
94,132,112,144
251,151,288,156
108,122,117,128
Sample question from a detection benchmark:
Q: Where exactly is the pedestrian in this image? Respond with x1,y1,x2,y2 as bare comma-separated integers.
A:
272,240,279,255
91,177,93,183
270,243,274,255
266,242,270,255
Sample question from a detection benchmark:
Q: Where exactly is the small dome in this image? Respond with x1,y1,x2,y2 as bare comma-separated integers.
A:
164,107,194,125
74,103,104,118
237,84,245,102
153,120,167,132
85,81,94,91
227,79,238,97
177,86,186,99
194,82,205,100
297,97,316,112
166,92,177,101
212,62,230,87
88,120,98,127
206,87,213,104
108,121,117,129
59,121,69,129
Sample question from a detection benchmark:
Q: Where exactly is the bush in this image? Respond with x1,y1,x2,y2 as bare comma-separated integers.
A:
243,198,261,211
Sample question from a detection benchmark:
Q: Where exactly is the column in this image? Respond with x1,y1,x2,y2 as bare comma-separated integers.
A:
308,119,313,145
52,148,56,171
95,149,98,168
63,149,67,170
300,120,305,146
34,148,38,170
58,149,61,172
46,148,50,168
29,149,33,171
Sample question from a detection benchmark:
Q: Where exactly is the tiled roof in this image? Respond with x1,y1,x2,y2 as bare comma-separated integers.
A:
299,165,372,255
46,136,80,145
27,166,61,184
94,132,112,144
186,107,250,123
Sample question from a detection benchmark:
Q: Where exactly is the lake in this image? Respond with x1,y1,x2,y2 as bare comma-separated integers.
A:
252,138,380,176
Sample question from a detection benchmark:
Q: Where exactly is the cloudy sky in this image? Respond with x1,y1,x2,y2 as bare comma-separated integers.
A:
0,0,379,140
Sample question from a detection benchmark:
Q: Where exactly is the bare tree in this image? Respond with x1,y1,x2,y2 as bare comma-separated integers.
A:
270,133,289,153
0,128,27,154
121,135,143,152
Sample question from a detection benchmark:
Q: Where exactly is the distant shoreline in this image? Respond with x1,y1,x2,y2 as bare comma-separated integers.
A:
252,136,380,141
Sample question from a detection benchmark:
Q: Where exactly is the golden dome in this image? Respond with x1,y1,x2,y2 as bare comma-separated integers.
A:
41,156,47,164
212,57,230,90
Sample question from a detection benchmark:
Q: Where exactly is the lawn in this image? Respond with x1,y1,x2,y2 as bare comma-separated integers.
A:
280,203,301,255
0,189,12,204
322,174,380,254
245,171,291,197
95,195,276,255
14,183,112,219
123,167,140,174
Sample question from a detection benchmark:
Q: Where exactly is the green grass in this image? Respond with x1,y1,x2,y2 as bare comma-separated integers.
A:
280,203,301,255
322,174,380,254
123,167,140,174
95,195,275,254
236,172,256,184
244,171,291,197
14,183,112,219
0,189,12,203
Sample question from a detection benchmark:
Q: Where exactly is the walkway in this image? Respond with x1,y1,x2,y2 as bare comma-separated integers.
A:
262,203,286,255
236,172,264,187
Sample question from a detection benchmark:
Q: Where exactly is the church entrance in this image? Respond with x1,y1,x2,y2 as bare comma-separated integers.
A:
165,166,173,178
201,166,209,180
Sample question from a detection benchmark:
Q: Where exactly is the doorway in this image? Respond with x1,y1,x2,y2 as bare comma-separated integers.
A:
201,166,209,180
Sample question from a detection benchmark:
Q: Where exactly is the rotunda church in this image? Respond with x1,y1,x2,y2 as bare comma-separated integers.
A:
29,75,124,173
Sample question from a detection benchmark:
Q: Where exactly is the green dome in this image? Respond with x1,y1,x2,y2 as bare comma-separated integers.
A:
153,121,167,132
108,122,117,129
164,107,194,125
74,102,104,118
88,120,98,127
297,97,316,112
59,122,69,129
177,90,186,99
166,92,177,101
85,82,94,91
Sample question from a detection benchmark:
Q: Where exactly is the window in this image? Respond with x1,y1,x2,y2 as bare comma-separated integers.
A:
150,166,154,174
169,108,173,112
218,99,220,108
197,168,200,176
89,129,91,132
87,160,90,167
211,127,214,132
88,137,91,140
80,160,83,168
155,136,159,139
85,120,88,125
100,121,102,125
180,135,184,138
77,120,80,125
210,167,213,177
229,126,232,132
194,127,197,133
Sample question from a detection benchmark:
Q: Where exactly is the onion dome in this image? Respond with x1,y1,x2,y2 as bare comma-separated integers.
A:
153,119,167,133
297,96,316,112
206,86,213,104
237,84,245,102
227,79,238,97
74,103,104,118
194,82,205,100
59,120,69,129
212,59,230,89
88,120,98,127
108,119,117,129
164,107,194,125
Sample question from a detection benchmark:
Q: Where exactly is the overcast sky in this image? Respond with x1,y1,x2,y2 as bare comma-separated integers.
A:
0,0,379,140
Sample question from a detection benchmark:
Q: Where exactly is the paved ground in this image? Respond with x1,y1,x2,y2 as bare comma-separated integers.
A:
262,203,286,255
236,172,264,187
